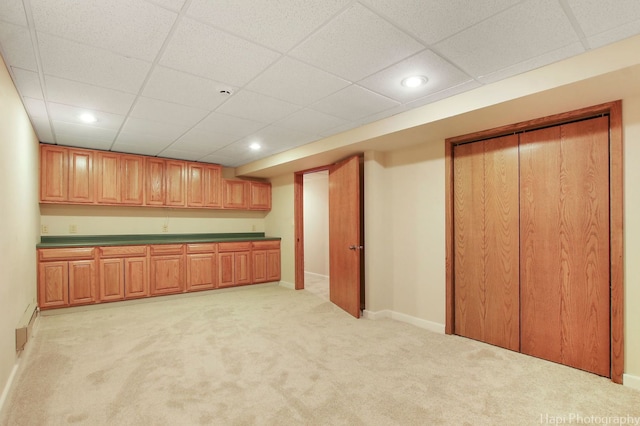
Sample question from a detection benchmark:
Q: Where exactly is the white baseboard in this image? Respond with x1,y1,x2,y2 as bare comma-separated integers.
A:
0,362,19,419
278,281,295,290
624,373,640,391
304,271,329,279
363,309,445,334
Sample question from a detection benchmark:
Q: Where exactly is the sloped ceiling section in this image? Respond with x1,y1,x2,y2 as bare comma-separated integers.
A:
1,0,640,168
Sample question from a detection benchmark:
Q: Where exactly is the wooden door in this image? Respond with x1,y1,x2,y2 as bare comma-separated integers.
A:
145,158,165,205
204,165,222,208
96,152,121,204
235,251,251,285
187,163,205,207
453,135,520,351
99,258,125,301
252,250,267,283
68,149,94,203
222,180,249,209
328,155,363,318
165,160,186,207
68,260,95,305
219,252,235,287
186,253,216,291
38,261,69,308
520,116,610,377
249,182,271,210
266,249,281,282
124,257,148,298
121,155,144,205
40,145,68,202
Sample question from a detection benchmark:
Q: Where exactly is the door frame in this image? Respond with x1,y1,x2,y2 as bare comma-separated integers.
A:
294,165,331,290
444,100,623,383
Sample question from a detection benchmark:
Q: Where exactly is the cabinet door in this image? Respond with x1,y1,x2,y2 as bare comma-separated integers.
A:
68,149,94,203
218,252,235,287
166,160,186,207
69,260,96,305
121,155,144,205
187,163,205,207
235,251,251,285
96,152,121,204
99,258,124,301
186,253,216,291
249,182,271,210
146,158,165,206
38,261,69,308
40,145,68,202
204,165,222,208
222,180,249,209
125,257,149,299
266,249,281,282
150,255,184,295
252,250,267,283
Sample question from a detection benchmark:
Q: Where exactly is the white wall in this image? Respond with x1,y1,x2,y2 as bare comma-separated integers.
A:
264,174,295,286
303,171,329,276
0,57,39,399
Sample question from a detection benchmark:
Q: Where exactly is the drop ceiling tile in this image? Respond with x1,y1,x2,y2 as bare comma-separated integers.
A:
11,68,43,100
145,0,186,13
358,50,474,103
157,149,204,161
47,102,125,130
289,3,425,81
363,0,520,45
435,0,579,79
170,129,237,152
216,90,301,123
187,0,350,52
359,104,410,126
143,66,236,111
198,153,235,166
406,80,483,109
477,42,584,84
587,21,640,49
45,76,136,115
311,85,400,122
191,112,267,140
119,117,190,140
38,34,151,93
130,97,210,127
319,120,365,137
30,0,177,62
53,120,118,143
110,142,168,156
276,108,348,135
31,116,55,143
0,23,37,71
159,17,280,86
0,0,28,26
53,130,115,151
246,57,350,106
22,97,48,119
236,125,317,152
567,0,640,38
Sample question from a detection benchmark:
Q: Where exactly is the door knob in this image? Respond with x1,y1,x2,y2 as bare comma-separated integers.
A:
349,245,363,250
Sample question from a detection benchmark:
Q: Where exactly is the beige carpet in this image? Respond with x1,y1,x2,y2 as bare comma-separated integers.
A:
2,285,639,426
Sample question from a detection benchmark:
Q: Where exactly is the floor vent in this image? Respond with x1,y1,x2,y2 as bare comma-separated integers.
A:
15,304,37,352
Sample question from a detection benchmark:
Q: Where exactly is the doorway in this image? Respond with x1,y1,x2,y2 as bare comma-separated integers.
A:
303,170,330,301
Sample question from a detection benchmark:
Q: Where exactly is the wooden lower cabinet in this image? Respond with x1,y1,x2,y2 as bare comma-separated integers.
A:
186,243,217,291
38,239,280,310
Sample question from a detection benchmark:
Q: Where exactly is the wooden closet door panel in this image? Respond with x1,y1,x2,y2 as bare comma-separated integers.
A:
520,117,610,377
483,135,520,350
453,142,485,341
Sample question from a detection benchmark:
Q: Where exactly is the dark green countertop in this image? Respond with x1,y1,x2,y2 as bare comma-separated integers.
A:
37,233,280,248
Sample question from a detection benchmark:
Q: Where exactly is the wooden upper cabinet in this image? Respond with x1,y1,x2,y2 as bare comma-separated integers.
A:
40,145,68,202
249,182,271,210
40,145,94,204
188,163,222,208
145,158,165,206
222,179,249,209
121,154,144,205
96,151,121,204
68,149,94,203
165,160,186,207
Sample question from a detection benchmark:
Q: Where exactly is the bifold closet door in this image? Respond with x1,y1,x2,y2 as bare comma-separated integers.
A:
453,134,520,351
520,116,610,377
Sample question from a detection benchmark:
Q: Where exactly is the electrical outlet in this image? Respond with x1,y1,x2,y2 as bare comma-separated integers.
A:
251,224,256,232
41,225,49,234
69,224,77,234
162,224,168,233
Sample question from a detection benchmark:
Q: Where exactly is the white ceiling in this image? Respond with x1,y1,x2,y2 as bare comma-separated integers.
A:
2,0,640,168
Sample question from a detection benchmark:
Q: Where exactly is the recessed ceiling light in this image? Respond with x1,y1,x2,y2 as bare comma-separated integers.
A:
79,112,97,123
401,75,428,88
249,142,261,151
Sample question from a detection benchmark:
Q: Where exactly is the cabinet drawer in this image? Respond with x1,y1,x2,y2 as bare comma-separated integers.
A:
100,245,147,258
150,244,184,255
218,242,252,252
252,241,280,250
186,243,217,254
39,247,95,261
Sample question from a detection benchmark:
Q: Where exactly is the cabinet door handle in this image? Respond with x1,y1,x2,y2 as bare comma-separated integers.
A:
348,245,363,250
